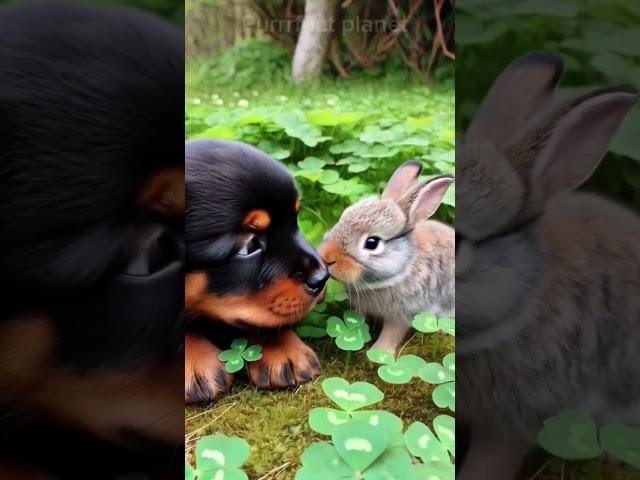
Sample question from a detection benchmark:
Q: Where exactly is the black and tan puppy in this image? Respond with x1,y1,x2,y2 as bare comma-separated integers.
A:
185,140,328,404
0,3,183,477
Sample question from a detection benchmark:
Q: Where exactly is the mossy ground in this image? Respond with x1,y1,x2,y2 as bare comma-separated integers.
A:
185,332,450,479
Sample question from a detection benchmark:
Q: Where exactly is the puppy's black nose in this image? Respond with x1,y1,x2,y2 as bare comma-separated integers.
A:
304,270,329,296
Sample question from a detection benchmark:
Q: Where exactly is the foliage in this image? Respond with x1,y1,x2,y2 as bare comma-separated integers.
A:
327,311,372,351
191,39,292,90
300,378,455,480
412,313,455,336
186,434,251,480
187,0,454,80
187,69,455,248
218,339,263,374
367,349,427,385
457,0,640,206
419,353,455,412
538,411,640,469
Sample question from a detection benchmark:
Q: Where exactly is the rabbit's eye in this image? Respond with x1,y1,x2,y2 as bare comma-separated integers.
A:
364,236,381,250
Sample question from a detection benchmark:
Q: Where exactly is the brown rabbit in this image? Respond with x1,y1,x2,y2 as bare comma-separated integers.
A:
457,52,640,479
319,162,454,353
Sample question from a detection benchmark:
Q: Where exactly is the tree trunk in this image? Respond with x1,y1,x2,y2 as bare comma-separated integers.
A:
292,0,338,84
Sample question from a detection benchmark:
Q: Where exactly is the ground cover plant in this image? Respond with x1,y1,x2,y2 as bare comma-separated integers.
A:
185,40,455,479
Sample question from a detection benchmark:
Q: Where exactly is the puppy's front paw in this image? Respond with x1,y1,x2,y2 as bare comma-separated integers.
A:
248,330,321,389
185,333,234,405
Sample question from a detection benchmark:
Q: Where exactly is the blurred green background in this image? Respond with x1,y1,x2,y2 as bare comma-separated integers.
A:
457,0,640,208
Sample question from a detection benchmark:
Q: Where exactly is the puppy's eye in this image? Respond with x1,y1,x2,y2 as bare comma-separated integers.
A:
363,236,383,252
236,234,263,258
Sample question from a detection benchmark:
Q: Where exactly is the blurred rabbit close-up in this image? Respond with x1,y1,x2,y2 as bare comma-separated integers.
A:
456,52,640,480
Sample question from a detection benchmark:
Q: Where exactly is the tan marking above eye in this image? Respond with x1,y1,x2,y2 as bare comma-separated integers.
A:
295,198,301,213
243,209,271,231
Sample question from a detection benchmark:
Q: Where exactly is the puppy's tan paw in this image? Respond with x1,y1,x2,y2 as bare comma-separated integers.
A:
248,330,321,389
185,333,234,405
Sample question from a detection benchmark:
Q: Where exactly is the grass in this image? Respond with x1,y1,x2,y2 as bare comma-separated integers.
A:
185,331,450,479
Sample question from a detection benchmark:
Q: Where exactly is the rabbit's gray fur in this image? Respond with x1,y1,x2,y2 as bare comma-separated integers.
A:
320,162,454,353
456,52,639,479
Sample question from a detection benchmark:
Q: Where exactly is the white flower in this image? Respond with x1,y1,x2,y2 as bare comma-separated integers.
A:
214,99,224,106
238,99,249,107
326,98,337,106
252,90,260,97
192,98,202,105
211,93,220,100
278,95,288,102
232,92,240,98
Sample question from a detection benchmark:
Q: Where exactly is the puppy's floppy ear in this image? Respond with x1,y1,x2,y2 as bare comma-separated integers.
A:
465,52,563,148
530,86,638,200
404,176,454,224
138,166,185,219
382,161,423,201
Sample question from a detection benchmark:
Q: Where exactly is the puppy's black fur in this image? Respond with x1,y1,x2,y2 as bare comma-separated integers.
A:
185,140,327,403
186,140,324,295
0,3,183,478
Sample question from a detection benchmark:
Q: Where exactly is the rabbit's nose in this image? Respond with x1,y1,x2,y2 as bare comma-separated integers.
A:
318,240,338,266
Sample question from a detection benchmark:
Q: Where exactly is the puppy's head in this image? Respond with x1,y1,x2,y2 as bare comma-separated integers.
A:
185,140,328,329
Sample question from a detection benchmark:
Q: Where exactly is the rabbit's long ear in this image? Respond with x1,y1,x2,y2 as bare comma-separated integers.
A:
405,176,454,224
531,86,637,200
382,160,423,201
465,52,563,148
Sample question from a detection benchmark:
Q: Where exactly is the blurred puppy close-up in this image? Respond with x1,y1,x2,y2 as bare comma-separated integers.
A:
0,3,184,477
184,140,328,404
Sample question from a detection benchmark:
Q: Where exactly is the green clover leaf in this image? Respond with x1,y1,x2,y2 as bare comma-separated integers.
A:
600,423,640,469
419,353,455,384
367,349,427,384
309,408,352,434
218,338,263,374
411,312,439,333
405,422,450,463
297,421,415,479
537,411,603,460
194,434,250,480
321,377,384,413
295,442,353,479
433,415,456,458
327,312,371,351
438,317,455,336
366,348,394,366
411,313,455,336
420,353,455,411
332,421,389,472
185,463,195,480
362,446,414,479
432,383,455,412
309,406,403,436
412,461,455,480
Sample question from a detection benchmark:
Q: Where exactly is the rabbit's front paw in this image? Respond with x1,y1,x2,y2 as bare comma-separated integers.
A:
185,333,234,405
248,330,321,389
371,321,410,354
